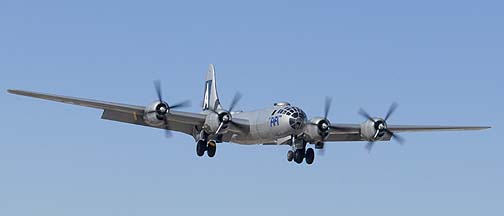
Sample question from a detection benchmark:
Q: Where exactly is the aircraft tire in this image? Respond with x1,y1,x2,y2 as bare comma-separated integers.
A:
305,148,315,165
287,150,294,162
207,141,217,158
196,140,206,157
294,149,304,164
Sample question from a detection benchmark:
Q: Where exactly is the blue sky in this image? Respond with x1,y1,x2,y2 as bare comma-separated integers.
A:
0,0,502,215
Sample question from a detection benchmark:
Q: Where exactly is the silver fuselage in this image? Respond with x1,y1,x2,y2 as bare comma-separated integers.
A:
227,105,307,144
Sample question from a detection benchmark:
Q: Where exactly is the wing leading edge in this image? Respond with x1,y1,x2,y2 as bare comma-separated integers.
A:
329,123,490,133
325,123,490,142
7,89,207,135
8,89,144,114
387,125,491,132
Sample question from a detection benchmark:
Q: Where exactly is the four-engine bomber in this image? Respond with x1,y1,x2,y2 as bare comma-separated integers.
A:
7,64,490,165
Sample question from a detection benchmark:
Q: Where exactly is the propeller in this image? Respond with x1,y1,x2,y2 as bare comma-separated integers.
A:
309,96,335,156
228,92,242,113
358,102,404,152
149,80,191,137
211,92,244,135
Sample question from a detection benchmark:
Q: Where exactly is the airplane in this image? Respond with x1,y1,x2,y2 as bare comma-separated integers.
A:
7,64,490,165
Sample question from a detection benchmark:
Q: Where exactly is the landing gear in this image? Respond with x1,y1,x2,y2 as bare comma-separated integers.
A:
287,150,294,162
207,140,216,157
196,139,217,158
196,140,206,157
294,149,304,164
287,148,315,165
305,148,315,165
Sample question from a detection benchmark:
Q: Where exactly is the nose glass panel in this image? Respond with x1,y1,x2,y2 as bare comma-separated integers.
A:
275,106,306,129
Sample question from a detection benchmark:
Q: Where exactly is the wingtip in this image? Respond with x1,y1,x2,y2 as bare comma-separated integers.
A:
7,89,32,96
475,126,492,130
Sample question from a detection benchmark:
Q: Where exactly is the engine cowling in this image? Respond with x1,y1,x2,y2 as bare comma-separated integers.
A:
304,117,331,143
203,110,232,134
143,101,169,126
360,119,388,141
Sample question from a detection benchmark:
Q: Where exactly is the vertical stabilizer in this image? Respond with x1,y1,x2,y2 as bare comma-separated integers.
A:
202,64,222,111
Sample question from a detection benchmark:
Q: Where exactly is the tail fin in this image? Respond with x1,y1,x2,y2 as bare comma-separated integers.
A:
202,64,222,111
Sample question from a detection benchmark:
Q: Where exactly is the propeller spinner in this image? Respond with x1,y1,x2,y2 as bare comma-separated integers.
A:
147,80,191,137
308,97,335,155
210,92,243,135
358,102,404,152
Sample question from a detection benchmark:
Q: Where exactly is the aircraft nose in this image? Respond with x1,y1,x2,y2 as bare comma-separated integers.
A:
289,116,305,130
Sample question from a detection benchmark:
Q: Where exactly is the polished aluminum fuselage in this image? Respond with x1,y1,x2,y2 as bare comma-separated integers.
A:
228,106,306,145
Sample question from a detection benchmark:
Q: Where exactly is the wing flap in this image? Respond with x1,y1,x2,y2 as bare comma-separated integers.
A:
325,132,392,142
330,123,361,133
101,109,146,126
166,110,207,125
101,110,196,136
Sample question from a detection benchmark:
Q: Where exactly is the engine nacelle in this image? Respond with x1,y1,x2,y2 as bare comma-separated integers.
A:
203,110,231,134
304,117,331,143
143,101,169,126
360,119,387,141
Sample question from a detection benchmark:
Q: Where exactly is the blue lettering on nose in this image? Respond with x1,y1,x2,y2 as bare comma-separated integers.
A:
270,116,280,127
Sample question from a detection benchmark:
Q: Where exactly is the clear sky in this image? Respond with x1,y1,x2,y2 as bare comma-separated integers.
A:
0,0,502,215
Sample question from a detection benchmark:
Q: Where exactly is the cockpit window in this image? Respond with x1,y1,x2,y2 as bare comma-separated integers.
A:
284,106,307,129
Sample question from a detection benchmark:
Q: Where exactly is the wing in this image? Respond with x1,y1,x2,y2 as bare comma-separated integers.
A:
7,89,206,136
325,124,374,142
325,123,490,142
387,125,491,133
100,109,200,135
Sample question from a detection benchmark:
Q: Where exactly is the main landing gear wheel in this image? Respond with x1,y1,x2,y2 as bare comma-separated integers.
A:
287,150,294,162
196,140,206,157
294,149,304,164
305,148,315,165
207,141,217,158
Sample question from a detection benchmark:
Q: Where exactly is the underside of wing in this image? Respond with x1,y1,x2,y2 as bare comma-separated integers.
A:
324,124,373,142
8,89,207,136
101,110,197,136
322,123,489,142
8,89,145,114
387,125,491,133
325,133,392,142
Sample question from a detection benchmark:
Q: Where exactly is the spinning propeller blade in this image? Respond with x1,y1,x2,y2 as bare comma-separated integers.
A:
359,102,405,152
152,80,191,137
